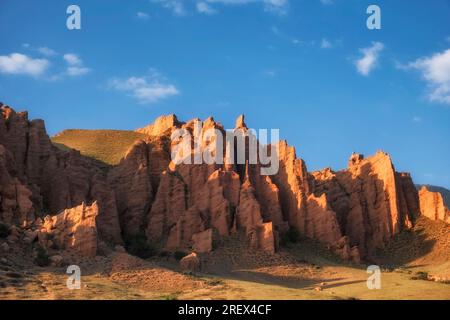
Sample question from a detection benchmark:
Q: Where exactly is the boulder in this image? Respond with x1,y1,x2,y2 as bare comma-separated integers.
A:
49,255,64,267
180,252,200,273
1,242,9,252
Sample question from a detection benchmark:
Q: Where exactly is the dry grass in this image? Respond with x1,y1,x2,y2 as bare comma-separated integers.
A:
1,248,449,300
51,129,146,166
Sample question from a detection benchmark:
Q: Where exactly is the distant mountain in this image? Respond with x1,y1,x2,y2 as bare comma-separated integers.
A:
416,185,450,208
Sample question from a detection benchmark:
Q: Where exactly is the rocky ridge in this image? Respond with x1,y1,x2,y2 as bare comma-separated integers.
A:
1,103,448,263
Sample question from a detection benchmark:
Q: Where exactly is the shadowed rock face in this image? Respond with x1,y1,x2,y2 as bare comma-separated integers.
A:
0,105,122,246
0,105,446,261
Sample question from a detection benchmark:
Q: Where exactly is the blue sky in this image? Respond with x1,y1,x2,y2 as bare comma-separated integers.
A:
1,0,449,188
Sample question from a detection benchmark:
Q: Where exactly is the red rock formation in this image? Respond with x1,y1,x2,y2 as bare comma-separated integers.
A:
419,186,450,223
41,202,99,257
311,152,421,259
271,140,310,234
1,106,441,262
0,145,35,227
136,114,181,136
0,105,122,245
192,228,214,253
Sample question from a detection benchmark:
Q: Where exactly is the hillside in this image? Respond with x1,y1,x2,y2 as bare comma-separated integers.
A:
417,185,450,208
51,129,147,166
1,105,449,301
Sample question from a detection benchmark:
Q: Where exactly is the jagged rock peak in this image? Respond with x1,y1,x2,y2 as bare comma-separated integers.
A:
235,114,247,129
136,114,181,136
348,153,364,167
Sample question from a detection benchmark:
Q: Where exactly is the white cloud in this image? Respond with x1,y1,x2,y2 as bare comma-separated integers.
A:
150,0,185,16
355,42,384,76
109,71,179,104
407,49,450,105
66,66,90,76
197,2,217,14
151,0,289,15
0,53,49,76
20,43,58,57
210,0,289,15
264,69,277,77
320,38,332,49
63,53,90,76
63,53,82,66
412,116,422,123
37,47,58,57
262,0,289,15
137,11,150,19
320,0,333,5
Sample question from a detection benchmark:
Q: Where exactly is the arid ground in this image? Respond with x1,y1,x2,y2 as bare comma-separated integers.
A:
1,217,449,300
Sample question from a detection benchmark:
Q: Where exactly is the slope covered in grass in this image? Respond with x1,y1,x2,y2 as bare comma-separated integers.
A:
52,129,146,165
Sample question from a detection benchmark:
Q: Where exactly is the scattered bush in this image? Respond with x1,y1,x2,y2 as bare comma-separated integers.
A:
34,245,50,267
0,223,11,238
206,279,224,286
124,233,157,259
158,251,171,258
161,293,179,300
174,250,188,261
281,227,300,246
287,227,300,243
411,271,429,281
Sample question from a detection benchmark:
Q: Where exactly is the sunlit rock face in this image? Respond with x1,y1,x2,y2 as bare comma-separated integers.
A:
310,152,421,259
0,105,441,261
419,186,450,224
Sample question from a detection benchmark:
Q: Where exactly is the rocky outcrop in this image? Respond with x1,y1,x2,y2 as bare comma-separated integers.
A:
136,114,181,137
41,202,99,257
1,105,444,263
0,105,122,246
0,145,35,227
311,152,421,259
419,187,450,224
108,137,170,237
192,228,214,253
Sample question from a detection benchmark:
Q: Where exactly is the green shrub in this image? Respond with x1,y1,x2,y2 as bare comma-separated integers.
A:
34,245,50,267
174,250,188,261
125,233,157,259
287,227,300,243
0,223,11,238
161,293,179,300
411,271,429,281
281,227,300,246
159,251,171,258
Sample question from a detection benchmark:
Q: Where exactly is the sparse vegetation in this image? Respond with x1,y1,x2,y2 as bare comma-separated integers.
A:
161,293,179,300
206,279,225,286
51,129,147,165
281,227,300,246
411,271,429,281
0,223,11,238
34,245,50,267
124,233,157,259
174,250,188,261
158,251,171,258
